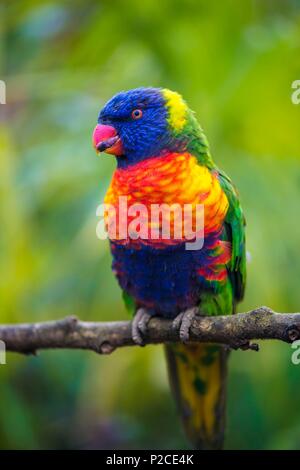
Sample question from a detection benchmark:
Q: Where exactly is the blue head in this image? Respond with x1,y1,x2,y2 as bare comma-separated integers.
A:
92,87,194,168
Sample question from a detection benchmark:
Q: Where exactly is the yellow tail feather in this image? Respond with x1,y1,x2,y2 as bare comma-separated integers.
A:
165,343,229,449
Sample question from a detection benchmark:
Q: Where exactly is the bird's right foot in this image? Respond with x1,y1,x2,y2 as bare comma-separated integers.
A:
172,307,199,343
131,308,154,346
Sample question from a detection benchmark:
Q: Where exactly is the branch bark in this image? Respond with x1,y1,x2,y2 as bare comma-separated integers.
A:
0,307,300,356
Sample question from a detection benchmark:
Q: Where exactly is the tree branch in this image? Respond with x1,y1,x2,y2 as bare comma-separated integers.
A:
0,307,300,356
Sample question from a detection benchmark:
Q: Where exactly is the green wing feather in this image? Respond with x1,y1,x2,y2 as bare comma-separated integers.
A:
216,168,246,303
122,290,136,316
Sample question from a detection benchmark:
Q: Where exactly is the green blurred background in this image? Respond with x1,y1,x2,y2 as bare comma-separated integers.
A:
0,0,300,450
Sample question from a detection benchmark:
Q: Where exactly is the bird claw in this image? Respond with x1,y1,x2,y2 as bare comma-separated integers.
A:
172,307,199,343
132,308,153,346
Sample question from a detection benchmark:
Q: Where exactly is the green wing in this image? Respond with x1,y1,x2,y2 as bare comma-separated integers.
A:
122,290,136,316
217,168,247,303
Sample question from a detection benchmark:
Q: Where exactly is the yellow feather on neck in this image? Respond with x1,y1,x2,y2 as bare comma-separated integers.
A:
162,89,188,132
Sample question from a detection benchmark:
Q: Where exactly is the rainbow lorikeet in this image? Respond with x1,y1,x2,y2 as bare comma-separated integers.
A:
92,88,246,449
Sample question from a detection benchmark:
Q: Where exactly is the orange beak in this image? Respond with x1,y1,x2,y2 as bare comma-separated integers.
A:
92,124,123,156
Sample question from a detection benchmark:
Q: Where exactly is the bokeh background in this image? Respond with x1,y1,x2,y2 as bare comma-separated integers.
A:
0,0,300,450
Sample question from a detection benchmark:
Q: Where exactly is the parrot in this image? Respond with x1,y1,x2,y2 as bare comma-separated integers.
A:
92,87,246,449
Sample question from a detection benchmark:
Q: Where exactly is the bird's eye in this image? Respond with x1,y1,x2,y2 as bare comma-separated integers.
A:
131,109,143,120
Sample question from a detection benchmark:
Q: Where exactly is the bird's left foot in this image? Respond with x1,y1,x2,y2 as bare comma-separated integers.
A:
132,308,154,346
172,307,199,343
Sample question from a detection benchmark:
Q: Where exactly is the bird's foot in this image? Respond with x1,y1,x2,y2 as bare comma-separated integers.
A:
132,308,154,346
172,307,199,343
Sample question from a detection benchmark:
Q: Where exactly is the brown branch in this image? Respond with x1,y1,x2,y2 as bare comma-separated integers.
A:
0,307,300,356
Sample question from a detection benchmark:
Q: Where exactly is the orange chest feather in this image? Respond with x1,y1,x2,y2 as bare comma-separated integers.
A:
104,153,228,237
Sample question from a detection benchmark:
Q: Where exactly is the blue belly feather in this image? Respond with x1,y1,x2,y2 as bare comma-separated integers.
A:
111,240,214,317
